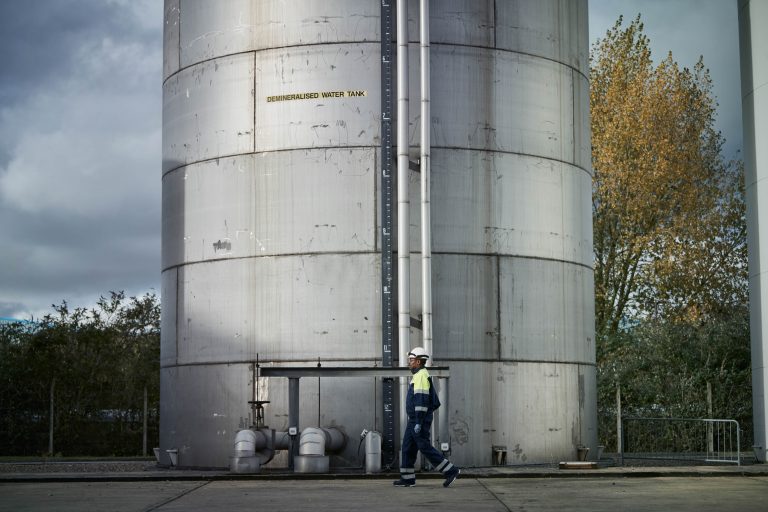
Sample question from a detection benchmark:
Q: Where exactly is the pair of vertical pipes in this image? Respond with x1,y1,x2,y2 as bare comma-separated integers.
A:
397,0,431,432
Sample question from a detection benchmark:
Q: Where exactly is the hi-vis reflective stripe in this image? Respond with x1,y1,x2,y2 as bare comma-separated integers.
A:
415,406,428,412
435,459,450,472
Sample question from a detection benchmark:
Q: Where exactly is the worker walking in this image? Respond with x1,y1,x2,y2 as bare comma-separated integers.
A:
393,347,460,488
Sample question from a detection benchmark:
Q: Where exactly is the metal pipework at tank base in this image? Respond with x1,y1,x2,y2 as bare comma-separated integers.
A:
294,426,347,473
230,427,289,474
260,366,451,467
230,426,346,474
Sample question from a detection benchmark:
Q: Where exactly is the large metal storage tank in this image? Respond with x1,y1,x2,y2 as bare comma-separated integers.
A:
161,0,595,468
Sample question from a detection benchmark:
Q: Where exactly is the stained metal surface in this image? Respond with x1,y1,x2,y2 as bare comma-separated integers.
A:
161,0,595,468
408,0,589,77
163,0,179,81
425,150,592,264
425,46,578,165
162,149,376,269
179,0,380,68
173,255,380,364
162,54,254,173
254,44,380,152
442,360,596,465
159,268,177,367
498,258,595,362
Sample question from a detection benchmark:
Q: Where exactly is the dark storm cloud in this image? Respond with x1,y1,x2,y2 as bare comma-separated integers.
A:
0,0,161,318
0,197,160,318
0,0,154,104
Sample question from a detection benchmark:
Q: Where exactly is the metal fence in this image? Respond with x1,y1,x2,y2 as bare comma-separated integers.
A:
620,418,741,466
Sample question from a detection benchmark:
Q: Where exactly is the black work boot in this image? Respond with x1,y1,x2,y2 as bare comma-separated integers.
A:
443,467,460,487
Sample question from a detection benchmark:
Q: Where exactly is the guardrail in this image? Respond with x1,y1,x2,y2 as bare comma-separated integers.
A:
620,418,741,466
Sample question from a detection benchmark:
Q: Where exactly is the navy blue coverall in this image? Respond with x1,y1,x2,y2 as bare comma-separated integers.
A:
398,367,457,483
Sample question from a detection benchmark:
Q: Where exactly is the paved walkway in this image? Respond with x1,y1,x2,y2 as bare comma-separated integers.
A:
2,464,768,511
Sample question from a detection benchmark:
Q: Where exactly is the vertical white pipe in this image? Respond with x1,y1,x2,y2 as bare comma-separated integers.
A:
419,0,432,363
396,0,410,440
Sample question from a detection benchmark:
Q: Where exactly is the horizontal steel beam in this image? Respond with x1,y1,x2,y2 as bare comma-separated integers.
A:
260,366,450,378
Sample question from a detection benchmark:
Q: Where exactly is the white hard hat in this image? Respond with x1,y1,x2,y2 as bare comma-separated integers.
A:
408,347,429,360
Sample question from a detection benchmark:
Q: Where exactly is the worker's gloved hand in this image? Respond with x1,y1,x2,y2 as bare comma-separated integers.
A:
414,423,422,434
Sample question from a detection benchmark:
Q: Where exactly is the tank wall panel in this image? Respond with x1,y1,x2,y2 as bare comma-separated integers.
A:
407,255,594,364
495,0,589,78
499,258,594,363
160,268,178,367
179,0,380,67
178,0,588,76
179,0,255,68
254,44,381,152
441,360,495,463
175,255,380,365
162,53,254,173
421,0,494,48
423,149,591,265
407,0,588,76
489,361,596,464
441,360,596,467
159,364,249,468
574,72,592,173
427,46,575,164
410,255,500,361
163,0,180,81
162,149,377,269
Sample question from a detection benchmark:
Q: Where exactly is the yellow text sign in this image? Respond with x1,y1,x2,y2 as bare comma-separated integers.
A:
266,90,367,102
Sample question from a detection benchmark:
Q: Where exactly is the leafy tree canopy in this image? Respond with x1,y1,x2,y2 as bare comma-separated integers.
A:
591,15,746,337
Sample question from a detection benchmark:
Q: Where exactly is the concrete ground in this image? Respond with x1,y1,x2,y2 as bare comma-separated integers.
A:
2,465,768,512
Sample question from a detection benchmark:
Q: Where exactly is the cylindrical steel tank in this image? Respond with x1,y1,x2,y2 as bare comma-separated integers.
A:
161,0,595,468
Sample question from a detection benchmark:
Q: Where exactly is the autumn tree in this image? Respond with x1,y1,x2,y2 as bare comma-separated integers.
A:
591,16,751,452
591,15,746,338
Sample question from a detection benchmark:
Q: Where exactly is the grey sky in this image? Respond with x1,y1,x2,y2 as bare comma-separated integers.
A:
0,1,743,319
0,0,162,318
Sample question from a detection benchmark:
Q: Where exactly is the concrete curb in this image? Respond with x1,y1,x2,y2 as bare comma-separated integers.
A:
2,464,768,483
